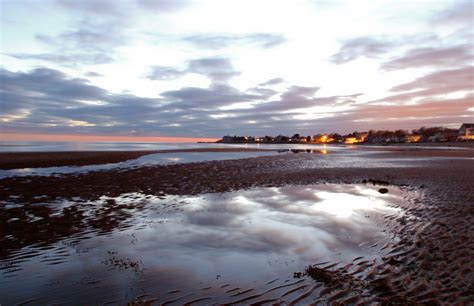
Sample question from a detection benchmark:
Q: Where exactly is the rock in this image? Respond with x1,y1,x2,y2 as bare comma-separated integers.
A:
378,188,389,194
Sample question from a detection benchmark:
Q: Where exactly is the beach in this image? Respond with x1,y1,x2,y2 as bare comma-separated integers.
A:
1,145,473,304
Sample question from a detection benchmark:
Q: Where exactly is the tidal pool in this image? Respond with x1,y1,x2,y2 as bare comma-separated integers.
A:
0,184,409,305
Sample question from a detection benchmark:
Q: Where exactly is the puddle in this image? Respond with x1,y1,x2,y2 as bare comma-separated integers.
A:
0,184,411,305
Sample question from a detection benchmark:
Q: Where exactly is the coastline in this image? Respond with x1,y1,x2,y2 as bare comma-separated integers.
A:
1,146,473,303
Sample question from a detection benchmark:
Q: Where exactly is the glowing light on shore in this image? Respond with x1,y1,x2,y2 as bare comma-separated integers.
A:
345,137,357,144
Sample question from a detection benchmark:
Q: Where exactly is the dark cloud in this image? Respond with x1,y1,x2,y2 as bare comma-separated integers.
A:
258,77,285,87
6,53,114,66
56,0,120,15
9,5,127,67
361,67,474,126
381,45,474,70
0,68,107,102
432,0,474,26
222,86,355,118
147,66,186,80
247,87,279,97
187,57,240,83
2,64,467,138
84,71,103,77
344,96,473,132
146,57,240,83
184,33,286,49
392,66,473,92
136,0,190,12
0,67,270,137
36,17,125,54
329,37,394,64
160,84,263,109
0,67,164,135
368,67,473,105
1,66,342,137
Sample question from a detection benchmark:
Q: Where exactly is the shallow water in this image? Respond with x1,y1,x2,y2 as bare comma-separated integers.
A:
0,141,345,152
0,184,409,305
0,149,341,179
0,147,431,179
0,151,280,178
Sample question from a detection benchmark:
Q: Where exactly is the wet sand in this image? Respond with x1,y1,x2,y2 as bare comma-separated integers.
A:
1,146,473,304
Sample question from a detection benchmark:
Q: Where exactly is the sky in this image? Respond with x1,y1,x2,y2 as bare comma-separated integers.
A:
0,0,473,141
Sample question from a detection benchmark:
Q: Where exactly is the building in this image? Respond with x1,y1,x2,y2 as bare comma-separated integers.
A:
345,132,368,144
458,123,474,141
275,135,289,143
407,134,421,143
430,131,458,142
313,134,329,143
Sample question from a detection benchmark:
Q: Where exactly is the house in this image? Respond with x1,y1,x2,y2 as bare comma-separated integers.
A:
458,123,474,141
432,131,458,142
313,134,329,143
329,133,344,143
354,132,368,142
345,132,368,144
407,134,421,143
290,134,301,142
263,136,275,143
275,135,289,143
345,137,357,144
221,135,235,142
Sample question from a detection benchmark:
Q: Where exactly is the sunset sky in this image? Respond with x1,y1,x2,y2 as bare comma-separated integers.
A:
1,0,473,140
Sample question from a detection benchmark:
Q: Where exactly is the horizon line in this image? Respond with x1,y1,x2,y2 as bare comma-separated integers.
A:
0,133,218,143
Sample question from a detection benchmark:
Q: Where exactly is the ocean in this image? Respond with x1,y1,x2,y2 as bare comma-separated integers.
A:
0,141,335,152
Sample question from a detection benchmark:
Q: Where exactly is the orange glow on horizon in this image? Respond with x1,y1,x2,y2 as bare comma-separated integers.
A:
0,133,218,143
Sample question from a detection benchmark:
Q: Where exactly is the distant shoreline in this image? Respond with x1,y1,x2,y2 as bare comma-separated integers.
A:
215,141,474,148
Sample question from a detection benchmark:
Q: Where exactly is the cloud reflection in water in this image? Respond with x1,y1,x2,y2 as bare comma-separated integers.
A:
0,184,406,304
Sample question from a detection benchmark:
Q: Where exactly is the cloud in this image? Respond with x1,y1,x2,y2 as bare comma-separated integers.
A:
381,45,474,70
84,71,103,77
347,96,473,129
36,17,126,54
0,68,107,102
8,7,127,67
56,0,120,16
361,67,474,125
136,0,190,12
329,37,394,64
432,0,474,26
1,63,469,138
160,84,263,109
147,66,186,80
1,66,352,137
0,67,164,134
0,67,273,136
187,57,240,83
6,53,114,66
258,78,285,87
146,57,240,83
384,66,474,103
184,33,286,49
